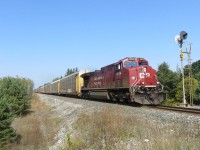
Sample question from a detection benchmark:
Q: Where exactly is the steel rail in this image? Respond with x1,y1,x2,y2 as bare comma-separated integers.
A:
148,106,200,115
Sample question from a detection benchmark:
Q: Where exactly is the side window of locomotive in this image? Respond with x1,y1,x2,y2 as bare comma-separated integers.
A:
115,63,122,71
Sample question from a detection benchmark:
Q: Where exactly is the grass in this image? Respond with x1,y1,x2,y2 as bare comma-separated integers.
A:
62,106,200,150
9,94,61,150
161,98,181,106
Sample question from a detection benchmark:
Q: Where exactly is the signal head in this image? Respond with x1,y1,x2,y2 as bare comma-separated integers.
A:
180,31,188,40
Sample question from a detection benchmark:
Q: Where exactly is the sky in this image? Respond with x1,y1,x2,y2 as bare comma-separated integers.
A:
0,0,199,88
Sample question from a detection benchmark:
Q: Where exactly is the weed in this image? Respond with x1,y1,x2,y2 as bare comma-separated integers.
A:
9,94,61,150
62,106,200,150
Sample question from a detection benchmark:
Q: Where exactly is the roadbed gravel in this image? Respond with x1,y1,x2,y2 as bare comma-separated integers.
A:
37,93,200,150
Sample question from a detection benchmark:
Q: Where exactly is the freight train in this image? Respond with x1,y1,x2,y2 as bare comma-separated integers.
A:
37,57,164,105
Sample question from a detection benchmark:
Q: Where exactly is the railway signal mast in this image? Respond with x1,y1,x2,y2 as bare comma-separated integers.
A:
185,43,193,106
175,31,188,106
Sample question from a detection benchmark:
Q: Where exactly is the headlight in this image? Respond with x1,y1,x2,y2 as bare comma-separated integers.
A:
132,76,136,80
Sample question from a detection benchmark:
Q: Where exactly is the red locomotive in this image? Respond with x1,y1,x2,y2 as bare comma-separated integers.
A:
81,57,164,105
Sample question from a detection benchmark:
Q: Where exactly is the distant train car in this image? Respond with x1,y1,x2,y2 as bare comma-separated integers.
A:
38,86,44,93
38,70,89,96
81,57,164,105
51,80,60,94
44,83,51,94
59,70,89,96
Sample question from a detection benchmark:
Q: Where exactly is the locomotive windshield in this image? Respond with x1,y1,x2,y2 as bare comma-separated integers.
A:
124,61,138,67
138,62,148,66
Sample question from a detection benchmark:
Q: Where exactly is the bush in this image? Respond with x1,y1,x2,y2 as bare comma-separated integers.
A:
0,97,17,148
63,107,137,150
161,98,180,106
63,107,200,150
0,77,34,116
175,77,198,104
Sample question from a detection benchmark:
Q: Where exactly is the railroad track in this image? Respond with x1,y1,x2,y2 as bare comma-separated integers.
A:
147,105,200,115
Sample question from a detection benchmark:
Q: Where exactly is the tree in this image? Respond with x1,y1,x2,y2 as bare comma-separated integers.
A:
175,77,198,103
0,97,17,147
65,68,79,76
157,62,180,99
191,60,200,76
20,78,34,112
52,77,60,82
191,72,200,104
0,77,34,115
185,60,200,104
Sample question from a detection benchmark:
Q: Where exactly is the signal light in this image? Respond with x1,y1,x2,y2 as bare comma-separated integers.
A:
180,53,184,59
175,35,181,43
175,31,188,44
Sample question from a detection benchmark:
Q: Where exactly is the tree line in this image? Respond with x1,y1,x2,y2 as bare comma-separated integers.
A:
0,77,34,148
157,60,200,105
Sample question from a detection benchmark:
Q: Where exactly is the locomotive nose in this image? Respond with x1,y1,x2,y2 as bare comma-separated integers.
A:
132,89,164,105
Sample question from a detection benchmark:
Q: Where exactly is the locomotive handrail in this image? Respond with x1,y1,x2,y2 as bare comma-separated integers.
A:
131,77,141,86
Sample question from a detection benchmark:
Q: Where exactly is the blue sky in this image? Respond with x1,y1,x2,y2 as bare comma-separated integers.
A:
0,0,199,88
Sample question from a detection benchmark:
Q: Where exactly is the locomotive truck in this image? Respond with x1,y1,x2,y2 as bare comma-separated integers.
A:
37,57,164,105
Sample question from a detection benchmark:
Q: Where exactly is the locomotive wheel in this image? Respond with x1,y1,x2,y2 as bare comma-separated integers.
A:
107,92,117,102
82,91,90,99
119,98,128,103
